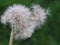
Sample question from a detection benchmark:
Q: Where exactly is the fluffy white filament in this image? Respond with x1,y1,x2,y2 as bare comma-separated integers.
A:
1,4,49,40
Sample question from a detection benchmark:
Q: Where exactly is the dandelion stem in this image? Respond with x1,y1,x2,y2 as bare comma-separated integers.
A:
9,30,14,45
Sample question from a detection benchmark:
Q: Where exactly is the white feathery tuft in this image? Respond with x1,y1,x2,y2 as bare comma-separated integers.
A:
31,4,49,27
1,4,35,40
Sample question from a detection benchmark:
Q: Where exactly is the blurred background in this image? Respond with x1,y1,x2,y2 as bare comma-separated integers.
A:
0,0,60,45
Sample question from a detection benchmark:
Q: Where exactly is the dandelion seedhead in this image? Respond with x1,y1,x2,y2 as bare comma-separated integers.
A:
31,4,49,28
1,4,49,40
1,4,33,40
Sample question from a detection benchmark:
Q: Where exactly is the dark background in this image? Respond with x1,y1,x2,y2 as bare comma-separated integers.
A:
0,0,60,45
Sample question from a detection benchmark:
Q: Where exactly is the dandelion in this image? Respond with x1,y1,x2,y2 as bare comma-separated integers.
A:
1,4,34,45
1,4,49,45
31,4,49,28
1,4,34,40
